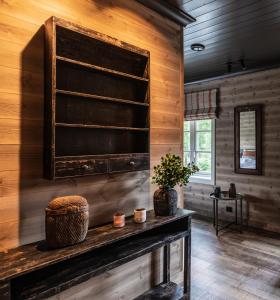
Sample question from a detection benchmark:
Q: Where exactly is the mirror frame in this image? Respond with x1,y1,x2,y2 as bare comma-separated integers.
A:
234,104,262,175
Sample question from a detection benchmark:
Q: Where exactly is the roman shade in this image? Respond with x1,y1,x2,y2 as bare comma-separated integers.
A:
185,88,218,120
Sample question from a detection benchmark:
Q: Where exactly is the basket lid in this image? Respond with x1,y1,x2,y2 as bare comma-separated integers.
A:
46,195,88,215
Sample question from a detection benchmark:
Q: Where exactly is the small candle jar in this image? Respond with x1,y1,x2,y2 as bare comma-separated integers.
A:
113,212,125,228
134,208,146,223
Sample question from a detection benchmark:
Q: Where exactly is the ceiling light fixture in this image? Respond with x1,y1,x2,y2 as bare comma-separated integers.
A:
190,43,205,52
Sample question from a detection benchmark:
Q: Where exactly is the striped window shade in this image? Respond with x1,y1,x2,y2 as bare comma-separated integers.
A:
185,88,218,120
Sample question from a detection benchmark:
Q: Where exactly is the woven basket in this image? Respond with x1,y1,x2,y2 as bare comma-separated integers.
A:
45,195,89,248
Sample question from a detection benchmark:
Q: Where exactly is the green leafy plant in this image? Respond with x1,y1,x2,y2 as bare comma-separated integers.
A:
152,153,199,189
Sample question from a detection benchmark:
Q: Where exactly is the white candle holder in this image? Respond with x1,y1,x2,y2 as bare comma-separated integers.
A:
134,208,146,223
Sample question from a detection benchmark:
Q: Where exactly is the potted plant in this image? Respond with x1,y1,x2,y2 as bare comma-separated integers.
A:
152,153,199,216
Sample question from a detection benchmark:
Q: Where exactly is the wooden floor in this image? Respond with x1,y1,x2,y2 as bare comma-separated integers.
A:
190,219,280,300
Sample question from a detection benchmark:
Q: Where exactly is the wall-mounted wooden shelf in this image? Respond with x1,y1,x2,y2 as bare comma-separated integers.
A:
44,17,150,179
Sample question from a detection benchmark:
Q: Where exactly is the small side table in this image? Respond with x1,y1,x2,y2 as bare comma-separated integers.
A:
210,193,244,236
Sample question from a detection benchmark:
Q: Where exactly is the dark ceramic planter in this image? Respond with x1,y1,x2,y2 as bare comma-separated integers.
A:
153,188,178,216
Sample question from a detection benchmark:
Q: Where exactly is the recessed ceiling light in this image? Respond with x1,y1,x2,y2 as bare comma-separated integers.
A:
190,43,205,52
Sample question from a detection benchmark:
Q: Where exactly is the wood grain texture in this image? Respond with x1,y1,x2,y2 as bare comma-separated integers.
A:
134,281,183,300
0,0,184,298
0,210,192,299
184,67,280,233
183,0,280,82
191,218,280,300
0,210,192,282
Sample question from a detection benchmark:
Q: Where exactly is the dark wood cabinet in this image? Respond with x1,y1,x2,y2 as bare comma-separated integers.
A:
44,17,150,179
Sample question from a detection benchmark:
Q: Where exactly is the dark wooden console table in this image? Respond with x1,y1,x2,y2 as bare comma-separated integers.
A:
0,209,194,300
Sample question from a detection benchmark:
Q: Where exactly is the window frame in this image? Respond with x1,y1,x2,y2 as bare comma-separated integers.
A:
184,119,216,185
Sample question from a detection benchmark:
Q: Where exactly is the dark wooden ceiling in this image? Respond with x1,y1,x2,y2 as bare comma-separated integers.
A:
175,0,280,83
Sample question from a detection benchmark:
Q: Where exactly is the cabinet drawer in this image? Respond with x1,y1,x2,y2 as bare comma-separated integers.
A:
55,159,108,178
109,155,149,173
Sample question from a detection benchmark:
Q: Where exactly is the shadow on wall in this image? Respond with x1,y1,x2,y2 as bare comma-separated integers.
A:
19,21,156,294
19,23,151,247
184,184,250,226
90,0,180,43
246,193,278,230
20,25,46,245
18,0,181,292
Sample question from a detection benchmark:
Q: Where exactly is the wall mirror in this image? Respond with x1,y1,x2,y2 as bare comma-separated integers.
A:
234,105,262,175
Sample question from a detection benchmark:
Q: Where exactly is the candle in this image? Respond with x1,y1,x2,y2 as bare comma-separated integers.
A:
113,212,125,228
134,208,146,223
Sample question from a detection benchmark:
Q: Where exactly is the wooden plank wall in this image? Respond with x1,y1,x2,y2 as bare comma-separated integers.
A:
0,0,184,298
184,67,280,233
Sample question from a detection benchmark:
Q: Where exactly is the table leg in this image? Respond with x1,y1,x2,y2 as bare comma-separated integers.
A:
163,244,170,283
0,281,10,300
184,226,191,299
215,199,219,236
235,199,238,225
240,198,243,233
213,199,216,227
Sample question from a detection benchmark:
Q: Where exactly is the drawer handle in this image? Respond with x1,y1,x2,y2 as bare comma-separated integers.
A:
82,164,91,170
129,161,135,166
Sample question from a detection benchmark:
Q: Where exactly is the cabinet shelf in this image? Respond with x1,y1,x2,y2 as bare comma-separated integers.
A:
55,123,149,131
56,56,149,82
56,24,149,77
56,89,149,107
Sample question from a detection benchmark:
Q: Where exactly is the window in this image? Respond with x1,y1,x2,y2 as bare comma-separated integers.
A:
184,119,215,184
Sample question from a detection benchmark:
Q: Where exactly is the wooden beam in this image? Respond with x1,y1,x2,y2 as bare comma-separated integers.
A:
184,63,280,86
136,0,196,27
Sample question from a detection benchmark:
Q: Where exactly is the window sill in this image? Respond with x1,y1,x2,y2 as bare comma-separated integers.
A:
189,176,214,185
